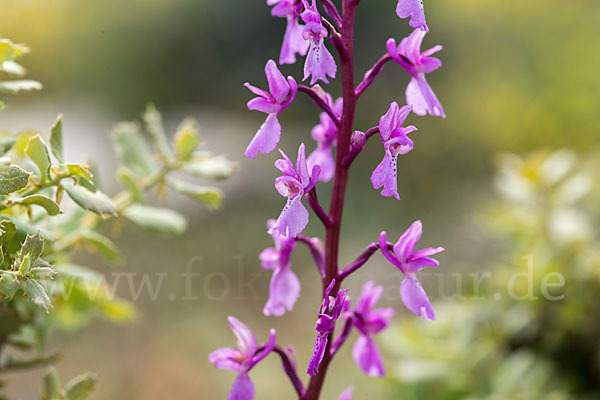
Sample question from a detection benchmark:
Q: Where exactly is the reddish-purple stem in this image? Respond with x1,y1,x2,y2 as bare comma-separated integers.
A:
340,126,379,168
273,345,305,397
296,235,325,278
306,189,333,228
303,0,357,398
338,241,393,281
355,54,392,98
297,85,341,127
329,315,354,357
318,0,342,28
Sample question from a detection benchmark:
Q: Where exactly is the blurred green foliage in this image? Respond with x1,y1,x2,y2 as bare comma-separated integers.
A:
0,38,235,399
383,149,600,399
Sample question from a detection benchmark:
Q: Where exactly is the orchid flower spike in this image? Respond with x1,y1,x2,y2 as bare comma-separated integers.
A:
301,0,337,84
270,143,320,238
352,281,395,377
209,317,276,400
267,0,309,64
307,93,342,182
387,29,445,118
396,0,428,32
379,221,444,320
307,279,349,376
245,60,298,158
260,220,301,316
371,102,417,200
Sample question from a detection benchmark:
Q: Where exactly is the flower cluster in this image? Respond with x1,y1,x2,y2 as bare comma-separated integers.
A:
211,0,447,398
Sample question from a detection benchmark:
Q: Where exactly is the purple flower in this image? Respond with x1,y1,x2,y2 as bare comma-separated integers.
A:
387,29,445,118
245,60,298,158
301,0,337,84
379,221,444,320
307,95,342,182
270,143,320,238
371,102,417,200
268,0,310,64
396,0,428,32
307,279,349,376
260,220,300,316
351,281,395,377
338,386,354,400
209,317,276,400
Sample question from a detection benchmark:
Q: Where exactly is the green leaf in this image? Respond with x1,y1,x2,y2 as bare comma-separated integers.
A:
50,114,64,163
64,373,97,400
111,122,155,177
43,367,62,399
0,272,19,300
16,233,44,273
62,181,116,216
17,194,61,216
183,154,237,180
0,164,30,194
123,204,187,234
174,118,200,161
24,279,51,311
0,80,42,93
30,266,56,280
0,60,25,76
143,104,172,160
0,215,55,241
0,137,16,155
81,230,121,263
25,134,51,182
168,178,223,210
0,220,16,244
117,168,145,203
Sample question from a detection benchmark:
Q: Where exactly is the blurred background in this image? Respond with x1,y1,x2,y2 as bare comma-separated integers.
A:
1,0,600,398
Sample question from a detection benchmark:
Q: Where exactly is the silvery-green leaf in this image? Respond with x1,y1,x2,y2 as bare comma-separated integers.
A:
0,80,42,93
143,104,172,160
25,134,51,182
81,230,121,263
111,122,155,177
183,154,237,181
50,114,64,163
17,194,61,216
174,118,200,161
168,178,223,210
117,167,144,203
123,204,187,234
24,279,51,311
0,164,30,194
64,372,97,400
62,181,116,216
0,137,16,155
0,272,19,300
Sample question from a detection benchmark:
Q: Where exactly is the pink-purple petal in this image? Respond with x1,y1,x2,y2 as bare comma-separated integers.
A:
228,373,255,400
280,15,310,64
406,77,429,116
352,335,385,377
393,220,423,262
400,275,435,320
263,267,301,316
338,386,354,400
396,0,428,32
209,347,245,373
245,114,282,158
265,59,290,103
371,151,400,200
270,195,309,237
304,39,337,85
228,316,258,356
